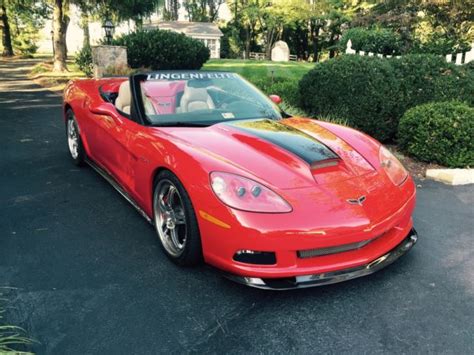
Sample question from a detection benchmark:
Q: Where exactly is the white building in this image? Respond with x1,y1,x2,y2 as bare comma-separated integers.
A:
36,2,230,55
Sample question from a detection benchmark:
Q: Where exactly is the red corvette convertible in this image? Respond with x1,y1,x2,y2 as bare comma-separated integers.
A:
63,71,417,290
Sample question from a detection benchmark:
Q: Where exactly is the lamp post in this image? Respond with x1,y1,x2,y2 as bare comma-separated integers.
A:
102,19,115,45
50,30,54,56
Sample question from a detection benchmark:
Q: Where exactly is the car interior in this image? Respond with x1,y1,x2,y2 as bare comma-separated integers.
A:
102,80,218,117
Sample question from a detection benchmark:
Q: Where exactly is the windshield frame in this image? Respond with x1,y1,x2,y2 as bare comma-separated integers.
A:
130,71,289,128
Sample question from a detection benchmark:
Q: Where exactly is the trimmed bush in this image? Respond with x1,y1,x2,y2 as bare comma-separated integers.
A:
398,101,474,168
111,30,210,70
339,27,402,55
75,45,93,77
299,55,400,141
389,54,474,114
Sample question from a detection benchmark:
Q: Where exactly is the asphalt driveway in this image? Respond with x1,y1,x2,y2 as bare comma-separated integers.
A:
1,58,473,354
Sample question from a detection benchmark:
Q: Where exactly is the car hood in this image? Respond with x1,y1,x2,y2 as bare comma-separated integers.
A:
160,117,376,190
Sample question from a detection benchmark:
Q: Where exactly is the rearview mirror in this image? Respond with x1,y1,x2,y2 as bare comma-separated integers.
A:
269,95,282,105
89,102,117,116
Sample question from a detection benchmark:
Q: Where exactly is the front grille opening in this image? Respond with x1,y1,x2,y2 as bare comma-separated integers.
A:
298,239,373,259
233,250,276,265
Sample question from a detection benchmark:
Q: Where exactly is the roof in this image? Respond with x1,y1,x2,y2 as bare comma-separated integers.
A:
143,21,223,38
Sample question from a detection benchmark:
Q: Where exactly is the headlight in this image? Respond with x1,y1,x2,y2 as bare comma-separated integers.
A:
210,172,292,213
379,146,408,186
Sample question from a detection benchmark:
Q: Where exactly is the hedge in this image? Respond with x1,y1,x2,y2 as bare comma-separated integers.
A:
111,30,210,70
299,55,400,141
398,101,474,168
299,54,474,142
389,54,474,114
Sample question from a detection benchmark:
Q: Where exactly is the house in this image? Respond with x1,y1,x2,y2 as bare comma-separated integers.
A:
143,21,223,59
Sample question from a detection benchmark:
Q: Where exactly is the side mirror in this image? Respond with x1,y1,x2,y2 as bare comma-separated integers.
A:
269,95,282,105
89,102,117,116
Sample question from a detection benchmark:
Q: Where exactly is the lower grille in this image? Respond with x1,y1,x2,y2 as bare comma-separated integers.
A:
297,237,377,259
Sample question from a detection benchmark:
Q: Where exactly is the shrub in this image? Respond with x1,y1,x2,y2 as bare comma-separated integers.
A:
398,101,474,168
299,55,400,141
75,45,93,77
251,77,300,107
111,30,210,70
339,27,402,55
462,60,474,72
390,54,474,114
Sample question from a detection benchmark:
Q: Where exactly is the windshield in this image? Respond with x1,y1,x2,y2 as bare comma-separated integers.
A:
140,72,283,126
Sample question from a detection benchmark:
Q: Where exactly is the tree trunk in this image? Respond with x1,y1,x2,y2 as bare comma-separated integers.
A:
244,25,250,59
0,4,14,57
311,25,320,62
80,12,90,48
329,33,336,58
53,0,69,72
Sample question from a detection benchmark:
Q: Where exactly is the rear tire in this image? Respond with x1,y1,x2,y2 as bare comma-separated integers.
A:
66,109,85,166
153,170,203,266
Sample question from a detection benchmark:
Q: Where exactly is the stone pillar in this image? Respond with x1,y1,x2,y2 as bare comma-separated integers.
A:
91,45,128,78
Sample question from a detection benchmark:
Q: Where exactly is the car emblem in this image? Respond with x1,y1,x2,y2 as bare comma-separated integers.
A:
347,196,366,206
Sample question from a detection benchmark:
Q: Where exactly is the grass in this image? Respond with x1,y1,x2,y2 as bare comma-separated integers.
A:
0,288,35,354
203,59,315,82
28,57,86,94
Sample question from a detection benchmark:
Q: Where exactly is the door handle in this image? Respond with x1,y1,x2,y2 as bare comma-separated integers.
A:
100,115,114,124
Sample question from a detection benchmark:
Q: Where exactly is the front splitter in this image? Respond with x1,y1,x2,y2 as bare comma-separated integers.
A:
223,228,418,290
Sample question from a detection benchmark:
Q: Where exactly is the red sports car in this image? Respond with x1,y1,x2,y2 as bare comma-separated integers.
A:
63,71,417,290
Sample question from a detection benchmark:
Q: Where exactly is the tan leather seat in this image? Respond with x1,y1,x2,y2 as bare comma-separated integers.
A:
115,81,131,114
179,85,215,113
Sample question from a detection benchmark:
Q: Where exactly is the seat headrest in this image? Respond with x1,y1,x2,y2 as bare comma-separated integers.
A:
116,80,131,114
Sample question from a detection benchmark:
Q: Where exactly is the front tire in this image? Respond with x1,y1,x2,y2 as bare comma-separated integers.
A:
153,170,203,266
66,109,85,166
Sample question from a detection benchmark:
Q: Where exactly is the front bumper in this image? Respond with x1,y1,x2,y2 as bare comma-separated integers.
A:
223,228,418,290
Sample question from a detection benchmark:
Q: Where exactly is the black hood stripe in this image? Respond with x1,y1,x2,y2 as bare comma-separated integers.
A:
226,120,338,165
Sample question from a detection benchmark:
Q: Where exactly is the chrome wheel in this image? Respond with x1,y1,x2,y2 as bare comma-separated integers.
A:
67,119,79,159
154,179,187,257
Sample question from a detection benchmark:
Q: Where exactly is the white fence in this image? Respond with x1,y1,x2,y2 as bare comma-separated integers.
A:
246,51,297,61
345,40,474,65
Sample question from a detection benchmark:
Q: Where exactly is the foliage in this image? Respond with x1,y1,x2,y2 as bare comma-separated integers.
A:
182,0,224,22
299,55,400,142
75,45,93,77
389,54,474,114
0,288,35,354
418,0,473,54
219,24,243,59
398,101,474,168
251,77,300,107
103,63,136,76
111,30,210,70
12,32,39,58
0,0,47,57
339,27,402,55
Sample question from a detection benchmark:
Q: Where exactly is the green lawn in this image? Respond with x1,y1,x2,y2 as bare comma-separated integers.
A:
203,59,315,82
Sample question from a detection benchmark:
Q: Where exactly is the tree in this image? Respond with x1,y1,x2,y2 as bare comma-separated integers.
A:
0,1,14,56
163,0,179,20
183,0,225,22
1,0,48,57
420,0,474,53
50,0,163,72
52,0,69,71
